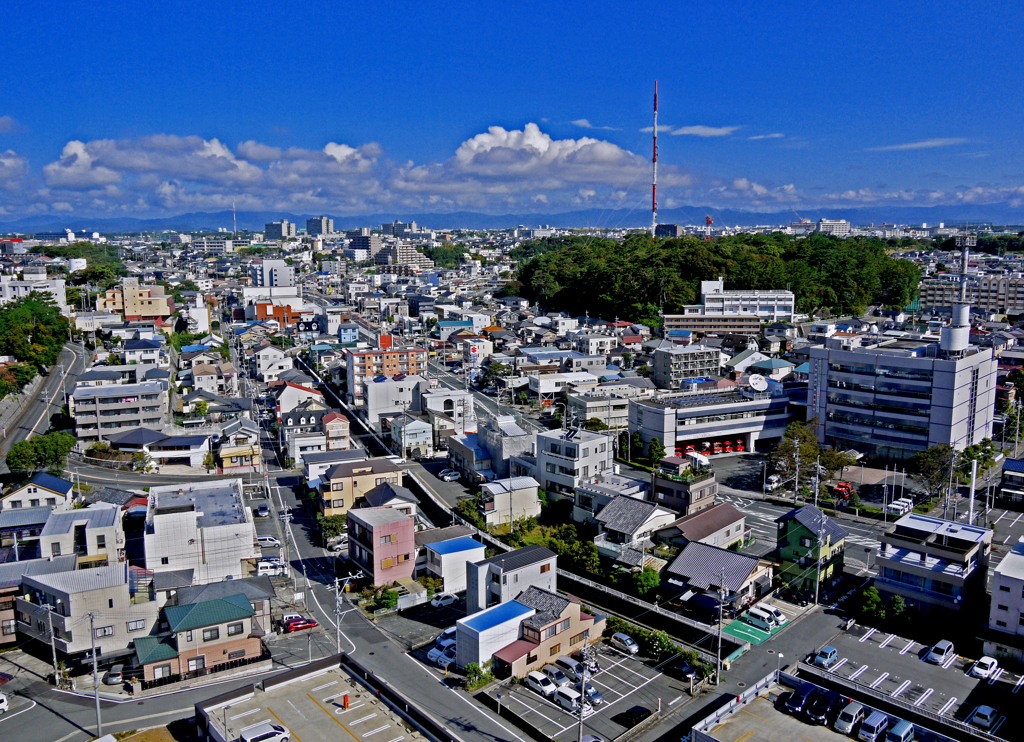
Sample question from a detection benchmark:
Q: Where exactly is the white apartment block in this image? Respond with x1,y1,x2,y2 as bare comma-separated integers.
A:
817,218,851,237
528,427,613,499
249,259,295,288
986,536,1024,663
691,277,795,323
0,275,69,314
144,479,259,584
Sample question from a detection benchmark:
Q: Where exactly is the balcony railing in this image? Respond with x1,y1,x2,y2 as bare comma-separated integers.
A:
654,467,715,486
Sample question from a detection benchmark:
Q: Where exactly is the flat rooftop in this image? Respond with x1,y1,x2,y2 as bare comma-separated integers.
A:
890,512,992,544
147,479,247,529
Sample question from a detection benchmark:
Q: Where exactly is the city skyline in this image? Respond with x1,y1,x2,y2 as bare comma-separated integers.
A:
2,1,1023,221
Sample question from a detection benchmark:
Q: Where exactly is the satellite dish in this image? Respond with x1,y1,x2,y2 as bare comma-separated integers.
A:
749,374,768,392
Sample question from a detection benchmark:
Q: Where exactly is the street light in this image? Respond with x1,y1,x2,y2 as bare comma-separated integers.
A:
777,652,784,680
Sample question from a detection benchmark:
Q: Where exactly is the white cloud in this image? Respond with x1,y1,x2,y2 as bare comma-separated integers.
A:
0,150,28,189
0,116,25,134
865,138,968,152
570,119,620,131
748,133,784,140
672,125,740,137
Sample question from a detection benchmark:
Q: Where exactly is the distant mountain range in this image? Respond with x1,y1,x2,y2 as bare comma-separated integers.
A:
2,204,1022,234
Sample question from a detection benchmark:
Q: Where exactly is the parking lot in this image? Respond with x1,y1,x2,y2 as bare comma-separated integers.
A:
217,666,427,742
479,644,690,740
379,595,466,651
810,624,1020,734
705,693,851,742
722,599,809,646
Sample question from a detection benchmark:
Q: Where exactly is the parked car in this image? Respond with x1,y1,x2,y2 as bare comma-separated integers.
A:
103,664,124,685
813,646,839,669
783,682,818,715
764,474,781,492
575,681,604,706
438,469,460,482
971,705,998,731
257,535,281,548
610,632,639,655
542,664,571,688
925,640,955,665
327,537,349,553
283,618,318,633
526,670,556,697
437,647,458,669
428,639,456,663
834,701,866,735
240,723,291,742
806,690,844,725
616,705,652,727
431,593,457,608
0,692,7,714
256,503,271,518
971,656,998,679
436,626,457,643
761,604,787,626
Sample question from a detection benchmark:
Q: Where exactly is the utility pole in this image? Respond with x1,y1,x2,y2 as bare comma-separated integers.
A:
88,612,102,736
716,567,726,685
793,448,800,501
43,604,59,683
814,515,826,606
576,644,595,742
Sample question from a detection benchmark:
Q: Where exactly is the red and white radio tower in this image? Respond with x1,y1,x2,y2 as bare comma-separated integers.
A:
651,81,658,238
705,214,713,241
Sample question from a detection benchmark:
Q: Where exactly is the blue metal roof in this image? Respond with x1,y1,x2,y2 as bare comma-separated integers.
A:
1004,458,1024,474
29,472,74,495
428,536,483,556
460,600,534,633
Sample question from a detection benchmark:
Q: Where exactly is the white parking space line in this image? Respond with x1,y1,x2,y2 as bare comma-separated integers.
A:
351,713,379,725
1004,535,1013,544
230,709,261,720
507,693,563,728
869,672,889,689
989,668,1005,685
363,724,393,736
589,677,627,697
891,680,911,698
287,700,309,721
850,664,869,681
992,717,1006,735
313,680,338,692
860,628,877,643
669,695,683,706
1012,513,1023,527
831,658,848,672
914,689,933,707
879,634,896,649
241,720,274,732
1014,675,1024,693
942,653,958,669
383,736,405,742
938,697,958,716
899,640,916,655
995,511,1007,524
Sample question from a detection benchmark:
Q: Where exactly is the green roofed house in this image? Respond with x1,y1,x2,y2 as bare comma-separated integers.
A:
135,593,265,683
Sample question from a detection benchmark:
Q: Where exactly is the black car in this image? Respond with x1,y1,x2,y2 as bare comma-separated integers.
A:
806,690,844,724
616,706,653,728
783,682,818,715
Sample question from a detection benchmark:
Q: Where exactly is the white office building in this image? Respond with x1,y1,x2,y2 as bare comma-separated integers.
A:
249,259,295,288
691,277,796,323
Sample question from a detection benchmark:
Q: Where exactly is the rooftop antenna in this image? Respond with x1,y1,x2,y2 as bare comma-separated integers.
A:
651,81,658,238
232,197,237,239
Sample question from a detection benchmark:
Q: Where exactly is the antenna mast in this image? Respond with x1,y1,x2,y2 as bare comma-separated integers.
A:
651,80,658,238
233,197,237,238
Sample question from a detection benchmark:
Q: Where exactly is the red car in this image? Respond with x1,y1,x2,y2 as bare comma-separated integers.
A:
735,440,745,452
284,617,318,633
712,443,723,454
723,443,734,453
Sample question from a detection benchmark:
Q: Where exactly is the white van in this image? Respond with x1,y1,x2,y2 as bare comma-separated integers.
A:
746,606,777,631
554,686,591,715
761,604,787,626
885,498,913,516
554,656,586,682
257,562,288,577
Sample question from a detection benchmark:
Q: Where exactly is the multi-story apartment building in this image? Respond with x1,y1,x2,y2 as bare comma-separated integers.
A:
647,457,718,516
249,259,295,288
95,284,175,325
70,381,169,445
345,341,428,406
39,504,124,567
306,216,334,236
528,427,613,499
667,277,795,325
919,276,1024,315
652,346,722,389
466,545,557,614
875,512,992,614
817,218,851,237
985,536,1024,663
347,508,416,586
374,243,435,269
629,387,791,455
774,504,848,595
661,312,761,337
478,477,541,528
348,233,384,258
317,458,403,518
264,220,296,240
0,275,68,314
144,479,260,584
808,334,997,462
0,555,77,646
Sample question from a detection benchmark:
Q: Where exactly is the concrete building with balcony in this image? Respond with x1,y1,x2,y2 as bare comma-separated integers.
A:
696,277,795,322
466,545,557,615
998,458,1024,505
389,413,433,459
39,504,124,568
647,456,718,515
478,477,541,528
985,537,1024,663
774,505,848,596
527,426,613,499
144,479,259,584
629,387,791,456
17,563,159,665
652,345,722,390
808,335,997,462
875,512,992,614
317,458,403,518
346,342,429,407
70,381,169,445
0,556,78,646
347,508,416,586
96,284,175,325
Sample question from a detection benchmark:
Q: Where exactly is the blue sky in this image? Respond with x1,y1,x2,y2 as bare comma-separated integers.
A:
1,0,1022,220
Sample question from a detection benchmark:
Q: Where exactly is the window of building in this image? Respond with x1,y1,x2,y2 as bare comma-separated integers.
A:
999,584,1010,592
544,625,558,640
161,557,169,565
800,537,812,548
154,663,172,679
549,644,561,656
94,625,114,638
540,564,551,574
127,619,145,632
998,604,1009,611
203,627,220,642
560,618,571,632
46,498,56,506
228,649,246,660
398,554,410,562
51,543,61,556
569,630,589,646
97,535,106,549
228,622,244,636
997,620,1008,627
381,557,395,569
29,499,39,507
108,599,114,608
332,499,344,508
380,534,394,545
188,657,206,672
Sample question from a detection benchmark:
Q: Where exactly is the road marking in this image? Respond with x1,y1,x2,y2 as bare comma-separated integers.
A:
869,672,889,689
995,511,1007,524
942,653,958,669
1005,535,1013,544
230,709,261,720
363,724,393,736
831,658,848,672
879,634,896,649
891,680,911,698
989,668,1004,684
287,699,309,720
741,708,769,723
268,709,301,742
0,699,36,725
850,664,869,681
1012,513,1023,527
900,640,916,655
307,693,362,742
914,688,933,707
382,737,405,742
313,680,338,692
350,713,378,725
241,719,275,731
1014,675,1024,693
938,697,957,716
669,695,683,706
860,628,877,643
734,732,754,742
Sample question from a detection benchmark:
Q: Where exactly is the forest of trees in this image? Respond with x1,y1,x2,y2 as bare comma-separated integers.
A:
421,244,468,268
511,233,922,327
